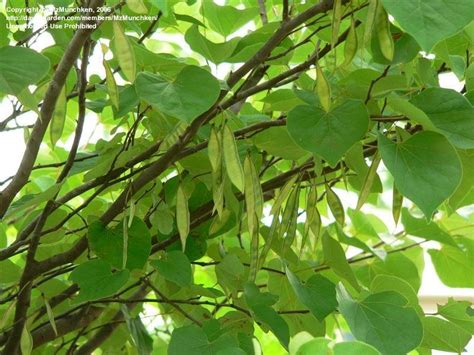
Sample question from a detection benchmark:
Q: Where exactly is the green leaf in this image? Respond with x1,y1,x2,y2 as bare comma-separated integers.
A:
285,268,337,321
185,25,240,64
0,260,21,284
337,286,423,355
438,298,474,334
169,325,238,355
70,260,129,303
333,341,381,355
150,0,168,16
151,250,193,287
253,126,307,160
449,149,474,210
4,183,63,220
168,325,209,354
216,254,245,293
322,232,360,292
244,282,289,349
0,46,50,95
386,93,435,129
421,316,471,353
428,246,474,287
287,101,369,167
295,337,330,355
127,0,148,14
401,208,456,246
370,274,420,310
88,218,151,271
410,88,474,149
380,0,474,52
135,66,220,122
359,252,423,292
122,307,154,355
379,131,462,218
200,2,256,37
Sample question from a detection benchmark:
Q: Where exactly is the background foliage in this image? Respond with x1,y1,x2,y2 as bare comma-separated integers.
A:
0,0,473,354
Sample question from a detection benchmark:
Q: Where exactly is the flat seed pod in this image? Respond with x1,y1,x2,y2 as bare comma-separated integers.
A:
44,297,58,336
343,17,359,66
375,5,394,61
50,86,66,148
222,124,245,192
392,185,403,225
244,155,263,233
303,186,318,251
20,325,33,355
356,152,381,211
270,175,298,216
112,21,136,82
363,0,378,45
208,127,221,173
331,0,343,48
316,65,331,112
259,210,280,269
103,59,119,110
176,184,190,251
326,184,345,226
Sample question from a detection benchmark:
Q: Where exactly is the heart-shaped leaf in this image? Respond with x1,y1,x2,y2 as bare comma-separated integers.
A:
185,25,240,64
0,46,50,95
135,65,220,122
379,131,462,218
88,218,151,271
286,268,337,321
244,282,289,349
337,286,423,355
380,0,474,52
287,100,369,166
410,88,474,149
70,260,129,303
151,250,193,287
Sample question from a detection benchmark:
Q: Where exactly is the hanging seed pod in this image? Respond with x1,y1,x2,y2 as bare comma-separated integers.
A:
331,0,342,48
103,59,119,110
176,183,190,251
392,185,403,225
208,127,221,173
363,0,378,46
244,155,264,235
316,65,331,112
326,184,345,226
375,4,394,61
356,152,381,211
112,21,136,81
343,17,359,66
222,124,245,192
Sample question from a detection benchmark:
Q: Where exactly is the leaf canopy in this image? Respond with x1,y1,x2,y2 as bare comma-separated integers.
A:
0,0,473,353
